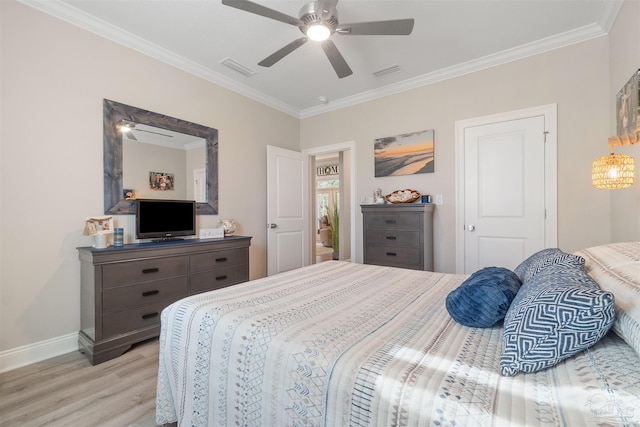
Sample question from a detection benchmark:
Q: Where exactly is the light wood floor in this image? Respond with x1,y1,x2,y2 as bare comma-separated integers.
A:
0,339,171,427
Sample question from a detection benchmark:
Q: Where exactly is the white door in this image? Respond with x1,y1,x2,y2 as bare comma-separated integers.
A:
193,168,206,203
456,105,557,273
267,145,309,276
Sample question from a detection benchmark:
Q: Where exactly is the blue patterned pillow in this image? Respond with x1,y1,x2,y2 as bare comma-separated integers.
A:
446,267,522,328
500,264,615,376
513,248,585,282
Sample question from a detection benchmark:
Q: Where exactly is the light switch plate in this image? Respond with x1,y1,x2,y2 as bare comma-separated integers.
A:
199,228,224,239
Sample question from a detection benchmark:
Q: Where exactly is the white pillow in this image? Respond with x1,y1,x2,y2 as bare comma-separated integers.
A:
575,242,640,357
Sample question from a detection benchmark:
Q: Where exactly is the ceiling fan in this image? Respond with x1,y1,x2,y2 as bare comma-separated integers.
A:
221,0,415,78
118,121,174,141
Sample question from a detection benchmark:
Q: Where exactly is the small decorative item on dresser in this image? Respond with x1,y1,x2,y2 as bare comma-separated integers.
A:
113,228,124,247
219,219,237,235
83,215,114,248
374,188,385,204
385,189,421,204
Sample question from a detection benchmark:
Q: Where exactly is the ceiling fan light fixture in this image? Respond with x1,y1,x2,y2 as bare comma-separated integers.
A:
119,120,134,132
306,23,330,41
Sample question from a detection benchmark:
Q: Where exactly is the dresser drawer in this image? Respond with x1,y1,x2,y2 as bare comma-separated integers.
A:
102,256,188,288
102,276,188,313
365,213,421,230
366,229,420,247
365,245,421,266
102,300,173,339
190,264,249,294
190,248,247,273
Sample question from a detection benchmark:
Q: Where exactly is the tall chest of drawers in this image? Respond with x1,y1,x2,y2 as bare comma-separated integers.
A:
77,236,251,364
361,204,434,271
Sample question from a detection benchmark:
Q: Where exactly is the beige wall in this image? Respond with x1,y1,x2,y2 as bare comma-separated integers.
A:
0,1,299,352
609,0,640,241
300,37,612,273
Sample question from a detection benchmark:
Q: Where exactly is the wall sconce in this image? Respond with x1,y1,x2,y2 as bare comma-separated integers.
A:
592,133,639,190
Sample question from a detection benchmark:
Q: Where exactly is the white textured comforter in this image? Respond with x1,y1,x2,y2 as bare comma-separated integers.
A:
156,261,640,426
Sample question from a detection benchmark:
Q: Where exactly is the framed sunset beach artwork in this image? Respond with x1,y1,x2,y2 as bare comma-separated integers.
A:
374,129,435,177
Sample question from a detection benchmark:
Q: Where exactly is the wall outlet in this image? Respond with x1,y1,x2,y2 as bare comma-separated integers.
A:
435,194,444,205
199,228,224,239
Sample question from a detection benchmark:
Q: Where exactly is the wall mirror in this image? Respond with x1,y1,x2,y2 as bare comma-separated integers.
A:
103,99,218,214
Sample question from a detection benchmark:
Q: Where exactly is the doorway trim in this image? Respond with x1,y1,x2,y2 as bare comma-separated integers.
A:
454,104,558,273
304,141,357,264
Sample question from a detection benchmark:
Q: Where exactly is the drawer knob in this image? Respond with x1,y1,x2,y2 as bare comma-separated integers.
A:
142,290,159,297
215,257,228,262
386,252,397,257
142,312,159,320
215,275,228,281
385,219,396,224
386,236,397,240
142,268,159,274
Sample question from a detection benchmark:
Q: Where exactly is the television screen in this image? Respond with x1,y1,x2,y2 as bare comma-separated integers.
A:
135,199,196,240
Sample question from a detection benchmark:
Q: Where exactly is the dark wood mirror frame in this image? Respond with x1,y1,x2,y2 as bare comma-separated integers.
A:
103,99,218,215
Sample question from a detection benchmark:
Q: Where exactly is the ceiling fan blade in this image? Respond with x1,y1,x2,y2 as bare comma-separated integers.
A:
258,37,308,67
336,18,415,36
321,39,352,79
221,0,303,26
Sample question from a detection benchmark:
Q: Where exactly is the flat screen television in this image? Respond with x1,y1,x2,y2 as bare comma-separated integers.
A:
135,199,196,241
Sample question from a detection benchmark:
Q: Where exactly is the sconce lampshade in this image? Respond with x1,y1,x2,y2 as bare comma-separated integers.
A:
592,153,635,189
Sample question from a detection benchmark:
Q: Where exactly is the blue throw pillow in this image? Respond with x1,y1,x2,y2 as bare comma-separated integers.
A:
513,248,585,282
446,267,522,328
500,264,615,376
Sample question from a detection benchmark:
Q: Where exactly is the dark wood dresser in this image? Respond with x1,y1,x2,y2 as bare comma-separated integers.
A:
361,204,434,271
77,236,251,364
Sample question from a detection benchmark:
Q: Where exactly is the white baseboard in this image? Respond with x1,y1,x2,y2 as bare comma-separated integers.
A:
0,333,78,373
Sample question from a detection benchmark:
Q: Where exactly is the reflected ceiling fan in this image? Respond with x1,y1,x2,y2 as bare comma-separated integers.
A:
221,0,415,78
118,121,174,141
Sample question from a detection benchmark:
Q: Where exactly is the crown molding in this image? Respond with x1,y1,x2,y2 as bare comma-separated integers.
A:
598,0,624,32
18,0,300,118
299,22,609,118
20,0,620,120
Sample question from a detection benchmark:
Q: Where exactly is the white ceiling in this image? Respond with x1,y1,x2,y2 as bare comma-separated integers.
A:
21,0,622,118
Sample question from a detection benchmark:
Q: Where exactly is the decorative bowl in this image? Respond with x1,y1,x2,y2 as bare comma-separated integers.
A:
385,189,421,204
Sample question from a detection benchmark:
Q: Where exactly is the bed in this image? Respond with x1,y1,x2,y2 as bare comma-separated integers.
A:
155,242,640,426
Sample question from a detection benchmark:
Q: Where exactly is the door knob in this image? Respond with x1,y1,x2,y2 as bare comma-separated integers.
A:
467,224,476,231
268,223,277,229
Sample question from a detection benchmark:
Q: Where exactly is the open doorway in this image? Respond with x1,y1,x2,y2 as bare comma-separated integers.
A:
315,154,340,263
306,142,355,265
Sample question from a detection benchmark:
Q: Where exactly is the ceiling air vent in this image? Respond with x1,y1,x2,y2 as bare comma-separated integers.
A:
219,57,256,77
373,64,402,79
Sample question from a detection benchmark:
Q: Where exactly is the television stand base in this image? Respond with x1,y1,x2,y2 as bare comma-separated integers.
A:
151,237,185,242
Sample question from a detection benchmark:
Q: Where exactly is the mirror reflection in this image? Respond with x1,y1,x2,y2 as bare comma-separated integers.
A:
103,99,218,214
122,123,207,202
